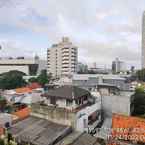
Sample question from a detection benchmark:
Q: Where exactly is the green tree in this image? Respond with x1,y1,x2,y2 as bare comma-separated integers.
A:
37,70,51,86
0,70,27,90
0,138,5,145
136,69,145,81
28,77,38,83
0,99,7,112
131,86,145,116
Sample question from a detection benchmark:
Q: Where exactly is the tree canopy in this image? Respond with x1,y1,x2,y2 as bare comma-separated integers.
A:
136,69,145,81
131,86,145,116
28,70,51,86
0,70,27,90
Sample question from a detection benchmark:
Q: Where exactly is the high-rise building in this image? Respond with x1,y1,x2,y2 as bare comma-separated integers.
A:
47,37,78,77
142,11,145,68
112,58,126,74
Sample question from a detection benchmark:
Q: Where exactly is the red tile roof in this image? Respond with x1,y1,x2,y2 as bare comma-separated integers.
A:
0,127,4,136
13,107,31,120
111,114,145,143
15,87,32,93
28,83,41,90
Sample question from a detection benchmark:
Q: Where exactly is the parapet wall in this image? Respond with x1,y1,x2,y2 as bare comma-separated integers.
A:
31,104,76,128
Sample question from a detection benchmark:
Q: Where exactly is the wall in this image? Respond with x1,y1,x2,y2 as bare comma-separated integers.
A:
31,104,76,127
44,98,77,110
102,94,131,117
76,102,101,132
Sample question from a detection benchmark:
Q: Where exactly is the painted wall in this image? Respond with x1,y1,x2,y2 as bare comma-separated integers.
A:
102,94,131,117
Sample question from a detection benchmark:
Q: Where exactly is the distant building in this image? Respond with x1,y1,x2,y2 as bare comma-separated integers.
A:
47,37,78,78
71,74,130,91
77,62,88,73
142,11,145,68
112,58,126,74
0,56,45,75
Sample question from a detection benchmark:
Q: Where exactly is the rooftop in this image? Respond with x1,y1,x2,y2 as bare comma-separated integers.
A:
10,116,71,145
43,85,90,100
111,114,145,143
56,132,101,145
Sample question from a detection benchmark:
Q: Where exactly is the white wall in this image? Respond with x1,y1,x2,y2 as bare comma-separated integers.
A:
102,94,131,117
76,102,101,132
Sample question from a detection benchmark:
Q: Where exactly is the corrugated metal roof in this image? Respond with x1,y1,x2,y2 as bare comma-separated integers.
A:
10,116,71,145
43,85,90,100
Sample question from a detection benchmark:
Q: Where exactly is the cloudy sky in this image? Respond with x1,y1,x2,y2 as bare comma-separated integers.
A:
0,0,144,68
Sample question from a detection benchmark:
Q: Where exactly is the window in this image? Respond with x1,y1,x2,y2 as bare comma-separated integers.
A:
66,99,73,106
50,97,56,105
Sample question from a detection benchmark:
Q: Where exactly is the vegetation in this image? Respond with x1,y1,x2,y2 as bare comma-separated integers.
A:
28,70,52,86
0,70,27,90
131,86,145,116
0,98,7,112
0,138,5,145
136,69,145,81
28,77,38,83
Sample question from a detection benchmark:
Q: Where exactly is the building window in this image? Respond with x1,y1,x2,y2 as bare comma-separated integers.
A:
50,97,56,105
66,99,73,106
84,96,88,101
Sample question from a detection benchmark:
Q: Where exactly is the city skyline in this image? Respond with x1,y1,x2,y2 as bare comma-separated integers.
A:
0,0,144,68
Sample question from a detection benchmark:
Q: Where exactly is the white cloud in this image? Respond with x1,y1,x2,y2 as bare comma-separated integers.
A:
0,0,144,68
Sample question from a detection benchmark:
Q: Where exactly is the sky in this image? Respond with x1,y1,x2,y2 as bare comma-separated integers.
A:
0,0,144,69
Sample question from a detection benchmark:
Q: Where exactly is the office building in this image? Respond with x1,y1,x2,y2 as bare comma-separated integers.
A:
0,56,40,75
47,37,78,77
112,58,126,74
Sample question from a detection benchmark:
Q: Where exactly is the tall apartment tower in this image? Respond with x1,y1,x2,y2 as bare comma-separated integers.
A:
112,58,125,74
47,37,78,77
142,11,145,68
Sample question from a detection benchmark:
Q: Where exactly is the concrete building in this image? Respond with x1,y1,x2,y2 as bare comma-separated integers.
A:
142,11,145,68
97,84,134,117
0,56,41,75
71,74,130,91
31,85,101,133
47,37,78,78
112,58,126,74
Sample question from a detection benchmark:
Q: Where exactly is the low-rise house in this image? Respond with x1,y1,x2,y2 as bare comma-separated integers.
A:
32,85,101,133
97,84,134,117
41,85,91,111
3,85,44,105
